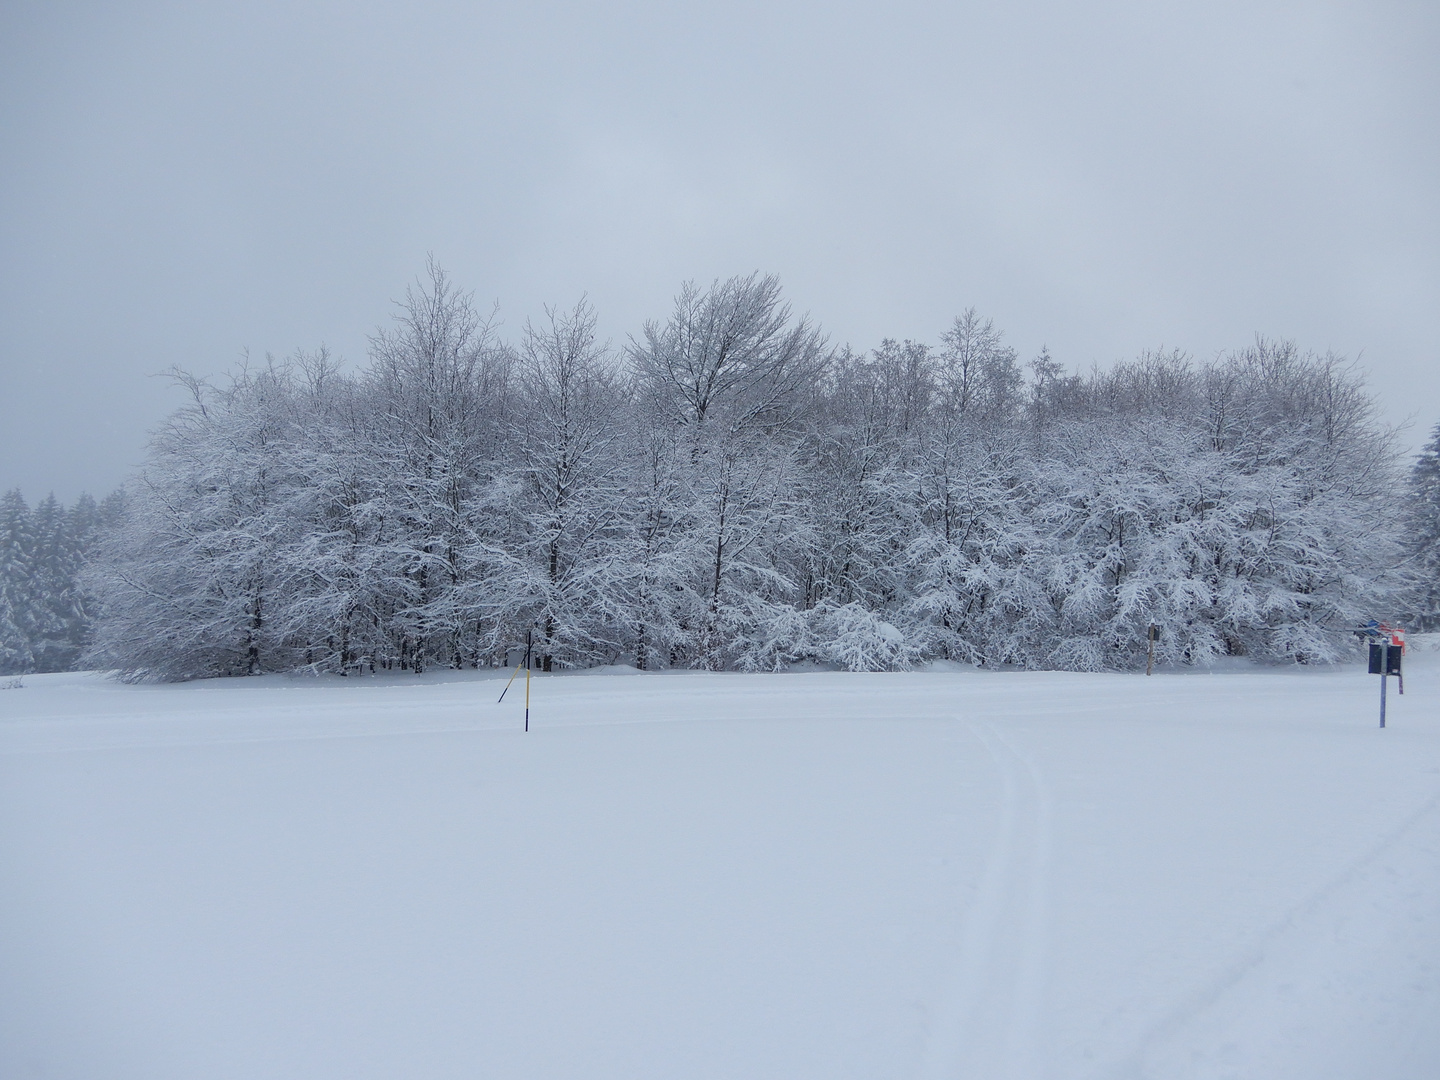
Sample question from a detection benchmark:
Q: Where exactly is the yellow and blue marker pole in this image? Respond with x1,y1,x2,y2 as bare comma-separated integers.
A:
498,629,535,732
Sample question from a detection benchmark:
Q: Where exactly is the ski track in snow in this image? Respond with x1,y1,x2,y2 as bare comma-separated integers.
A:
1106,786,1440,1080
921,718,1054,1080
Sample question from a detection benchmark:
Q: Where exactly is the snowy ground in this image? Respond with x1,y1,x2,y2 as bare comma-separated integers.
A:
2,653,1439,1080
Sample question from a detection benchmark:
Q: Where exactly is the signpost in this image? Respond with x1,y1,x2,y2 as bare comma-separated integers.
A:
1362,622,1404,728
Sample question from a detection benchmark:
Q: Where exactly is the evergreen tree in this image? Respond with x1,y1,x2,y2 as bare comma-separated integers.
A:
28,494,68,671
1406,422,1440,630
0,490,35,674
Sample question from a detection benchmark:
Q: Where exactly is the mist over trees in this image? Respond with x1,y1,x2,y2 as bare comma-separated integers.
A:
25,263,1420,680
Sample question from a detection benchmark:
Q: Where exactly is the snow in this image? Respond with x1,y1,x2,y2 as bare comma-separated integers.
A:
2,656,1439,1080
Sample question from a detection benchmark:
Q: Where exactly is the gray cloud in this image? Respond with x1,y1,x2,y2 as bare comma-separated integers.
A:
3,0,1437,500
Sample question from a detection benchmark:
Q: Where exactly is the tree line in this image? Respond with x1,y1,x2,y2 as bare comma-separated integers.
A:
6,263,1433,679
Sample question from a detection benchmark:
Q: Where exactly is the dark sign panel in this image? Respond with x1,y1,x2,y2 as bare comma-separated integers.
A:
1369,641,1403,676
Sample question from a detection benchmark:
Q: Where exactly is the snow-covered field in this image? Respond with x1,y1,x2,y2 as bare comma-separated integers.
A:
2,655,1438,1080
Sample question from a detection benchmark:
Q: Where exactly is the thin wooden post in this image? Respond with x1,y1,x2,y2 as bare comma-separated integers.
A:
497,652,526,703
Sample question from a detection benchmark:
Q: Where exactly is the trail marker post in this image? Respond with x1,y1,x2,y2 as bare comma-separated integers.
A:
497,629,536,732
1146,624,1160,676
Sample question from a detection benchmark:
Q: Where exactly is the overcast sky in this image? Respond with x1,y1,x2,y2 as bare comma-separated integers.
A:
2,0,1437,502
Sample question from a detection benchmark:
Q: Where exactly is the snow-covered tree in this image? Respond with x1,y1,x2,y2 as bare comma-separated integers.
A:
83,362,310,679
1404,422,1440,630
0,490,34,674
77,268,1409,679
362,259,513,671
631,273,830,668
0,490,36,673
28,493,79,671
506,299,626,668
615,389,694,670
